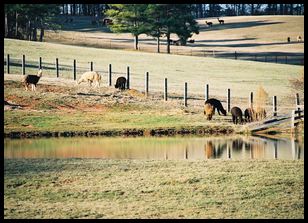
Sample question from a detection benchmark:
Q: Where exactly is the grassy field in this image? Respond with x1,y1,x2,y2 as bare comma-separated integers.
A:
4,158,304,219
4,37,304,135
4,38,303,101
4,77,236,135
4,15,304,220
45,15,304,55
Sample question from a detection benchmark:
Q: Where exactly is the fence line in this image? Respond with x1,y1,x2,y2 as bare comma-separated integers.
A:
4,54,304,122
44,31,304,65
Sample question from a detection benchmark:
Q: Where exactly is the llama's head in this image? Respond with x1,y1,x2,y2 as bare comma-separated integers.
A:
37,69,43,77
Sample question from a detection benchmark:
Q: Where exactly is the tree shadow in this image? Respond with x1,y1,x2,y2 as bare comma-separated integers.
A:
189,40,303,48
198,20,285,32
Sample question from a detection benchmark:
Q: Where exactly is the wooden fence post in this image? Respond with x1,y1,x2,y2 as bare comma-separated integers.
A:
22,55,25,75
39,57,42,69
285,56,288,64
90,61,93,71
145,72,149,96
126,66,130,89
184,82,187,107
7,54,10,74
249,92,253,108
205,84,209,101
164,78,168,101
291,110,296,131
56,58,59,78
295,93,300,109
73,59,76,80
234,51,237,60
273,96,277,116
108,64,112,86
227,88,231,113
275,55,278,63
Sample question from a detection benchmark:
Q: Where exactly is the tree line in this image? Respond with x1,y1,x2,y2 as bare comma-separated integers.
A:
58,4,304,17
5,4,61,41
5,4,304,50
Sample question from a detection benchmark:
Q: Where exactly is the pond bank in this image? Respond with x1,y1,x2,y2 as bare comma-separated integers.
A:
4,125,236,139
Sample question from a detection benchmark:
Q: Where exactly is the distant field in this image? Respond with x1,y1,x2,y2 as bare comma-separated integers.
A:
44,15,304,58
4,38,303,106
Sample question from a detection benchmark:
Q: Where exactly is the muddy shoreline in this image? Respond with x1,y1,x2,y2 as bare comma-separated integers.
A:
4,126,236,139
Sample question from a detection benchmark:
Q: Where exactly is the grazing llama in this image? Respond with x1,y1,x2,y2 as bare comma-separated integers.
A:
205,98,227,116
77,71,101,88
204,103,214,120
115,76,127,90
217,18,224,24
205,21,213,27
21,69,43,91
297,35,302,42
231,107,243,124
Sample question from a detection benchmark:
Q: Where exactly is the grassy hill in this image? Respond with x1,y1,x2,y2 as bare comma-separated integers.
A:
44,15,304,57
4,38,302,103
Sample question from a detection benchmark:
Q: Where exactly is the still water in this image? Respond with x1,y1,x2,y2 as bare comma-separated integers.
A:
4,135,304,160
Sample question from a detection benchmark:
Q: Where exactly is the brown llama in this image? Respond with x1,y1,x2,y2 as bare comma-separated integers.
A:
217,18,224,24
254,107,266,121
204,103,214,120
244,108,255,123
205,21,213,27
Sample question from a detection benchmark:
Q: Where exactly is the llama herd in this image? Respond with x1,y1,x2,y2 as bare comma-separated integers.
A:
21,69,126,91
203,98,266,125
21,67,271,126
205,18,225,27
21,69,265,125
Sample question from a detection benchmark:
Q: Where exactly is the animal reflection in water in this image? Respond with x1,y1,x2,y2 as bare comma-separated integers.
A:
204,138,267,159
204,141,226,159
243,140,267,159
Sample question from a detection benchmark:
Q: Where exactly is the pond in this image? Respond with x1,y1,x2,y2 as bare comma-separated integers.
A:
4,135,304,160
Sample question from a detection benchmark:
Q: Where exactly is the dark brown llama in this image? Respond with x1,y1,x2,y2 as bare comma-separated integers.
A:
217,18,224,24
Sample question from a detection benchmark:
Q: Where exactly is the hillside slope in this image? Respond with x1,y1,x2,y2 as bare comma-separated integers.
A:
44,15,304,56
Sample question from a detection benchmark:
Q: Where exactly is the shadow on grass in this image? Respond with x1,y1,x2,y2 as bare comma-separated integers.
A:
198,20,285,32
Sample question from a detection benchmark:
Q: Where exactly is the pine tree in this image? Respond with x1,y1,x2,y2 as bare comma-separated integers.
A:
146,4,199,54
106,4,150,50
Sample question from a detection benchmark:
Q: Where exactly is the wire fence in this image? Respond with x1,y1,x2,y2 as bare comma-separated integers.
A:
4,54,304,118
4,55,131,81
44,31,304,66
